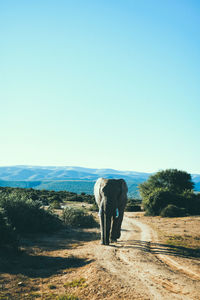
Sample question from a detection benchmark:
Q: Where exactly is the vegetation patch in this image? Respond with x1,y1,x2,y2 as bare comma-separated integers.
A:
0,208,18,250
88,202,99,212
0,186,96,207
160,205,187,218
62,207,98,228
125,198,142,212
139,169,200,217
56,295,80,300
0,196,62,235
165,234,200,249
49,200,62,209
64,278,87,289
27,292,41,299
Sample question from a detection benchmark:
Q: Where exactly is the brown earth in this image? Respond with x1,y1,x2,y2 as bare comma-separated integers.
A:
0,212,200,300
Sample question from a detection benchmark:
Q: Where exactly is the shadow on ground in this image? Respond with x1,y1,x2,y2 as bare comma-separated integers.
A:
0,251,93,278
20,228,100,252
117,240,200,259
0,228,99,278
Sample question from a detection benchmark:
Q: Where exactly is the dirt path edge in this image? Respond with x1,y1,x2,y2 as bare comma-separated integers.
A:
129,216,200,281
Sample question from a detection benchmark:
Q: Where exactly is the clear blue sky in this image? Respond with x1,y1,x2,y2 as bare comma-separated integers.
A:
1,0,200,173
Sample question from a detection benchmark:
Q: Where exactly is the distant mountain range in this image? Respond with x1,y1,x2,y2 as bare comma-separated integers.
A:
0,166,151,181
0,166,199,197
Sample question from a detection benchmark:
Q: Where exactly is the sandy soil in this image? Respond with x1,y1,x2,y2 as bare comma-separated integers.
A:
0,212,200,299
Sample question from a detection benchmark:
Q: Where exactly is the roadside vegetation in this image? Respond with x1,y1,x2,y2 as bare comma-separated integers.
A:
125,198,142,212
137,213,200,251
0,187,97,252
139,169,200,217
0,186,99,299
62,207,98,228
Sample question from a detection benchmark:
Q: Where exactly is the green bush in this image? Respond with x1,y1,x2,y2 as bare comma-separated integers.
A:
125,198,142,212
80,194,95,204
143,188,178,216
0,208,18,249
160,205,188,218
0,197,62,234
50,200,62,209
62,207,97,228
139,169,197,216
89,202,99,212
180,190,200,215
65,194,95,204
126,204,142,212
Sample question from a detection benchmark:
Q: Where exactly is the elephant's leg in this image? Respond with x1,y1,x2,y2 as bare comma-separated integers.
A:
100,210,105,244
111,217,118,241
115,209,125,239
111,208,125,240
104,213,111,245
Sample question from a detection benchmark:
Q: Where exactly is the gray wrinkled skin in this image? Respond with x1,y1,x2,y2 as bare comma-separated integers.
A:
94,178,128,245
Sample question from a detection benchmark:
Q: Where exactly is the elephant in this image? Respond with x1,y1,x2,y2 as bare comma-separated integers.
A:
94,178,128,245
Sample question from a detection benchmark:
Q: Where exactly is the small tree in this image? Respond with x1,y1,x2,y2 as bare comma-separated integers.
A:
139,169,194,200
139,169,195,216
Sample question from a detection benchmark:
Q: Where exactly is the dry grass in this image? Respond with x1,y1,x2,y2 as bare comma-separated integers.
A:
0,226,99,300
64,278,88,288
134,212,200,249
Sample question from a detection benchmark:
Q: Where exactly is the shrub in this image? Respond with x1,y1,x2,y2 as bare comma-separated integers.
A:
0,208,18,249
143,188,178,216
160,205,188,218
126,204,142,212
66,194,95,204
139,169,196,216
62,207,97,228
181,190,200,215
0,197,62,234
80,194,95,204
50,200,62,209
89,202,99,212
125,198,142,212
65,195,83,202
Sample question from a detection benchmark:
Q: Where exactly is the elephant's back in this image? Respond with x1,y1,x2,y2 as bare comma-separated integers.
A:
94,178,128,197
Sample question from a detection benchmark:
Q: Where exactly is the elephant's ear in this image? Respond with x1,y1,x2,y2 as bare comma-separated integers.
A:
102,182,109,195
121,180,128,197
94,178,104,204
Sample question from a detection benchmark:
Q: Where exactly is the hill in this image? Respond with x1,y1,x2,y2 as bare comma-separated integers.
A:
0,166,150,181
0,166,199,197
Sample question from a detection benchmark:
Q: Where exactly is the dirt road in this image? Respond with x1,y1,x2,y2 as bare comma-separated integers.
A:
91,213,200,300
1,212,200,299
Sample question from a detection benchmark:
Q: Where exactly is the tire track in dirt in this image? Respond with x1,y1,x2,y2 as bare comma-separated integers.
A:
93,214,200,300
131,217,200,281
